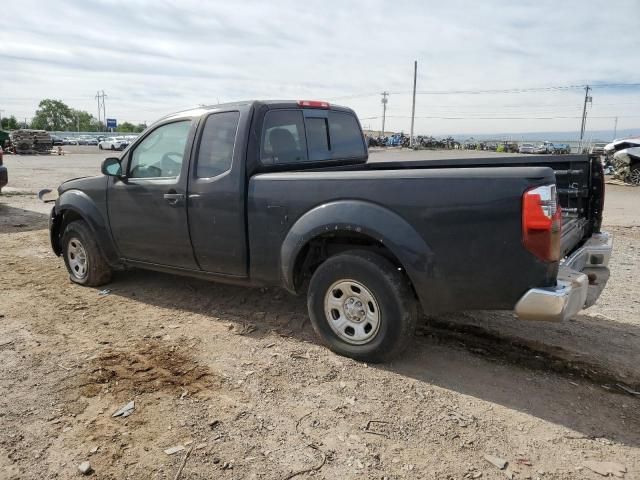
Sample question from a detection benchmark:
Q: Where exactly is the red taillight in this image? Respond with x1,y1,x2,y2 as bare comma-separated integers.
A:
297,100,330,109
522,184,562,262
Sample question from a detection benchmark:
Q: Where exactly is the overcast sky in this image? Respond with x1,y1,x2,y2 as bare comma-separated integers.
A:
1,0,639,136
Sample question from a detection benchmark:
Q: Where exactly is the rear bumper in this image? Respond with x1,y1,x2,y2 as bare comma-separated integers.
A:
515,231,613,322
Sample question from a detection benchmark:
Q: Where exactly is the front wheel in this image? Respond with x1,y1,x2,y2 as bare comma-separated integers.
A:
307,250,417,363
629,164,640,186
61,220,112,286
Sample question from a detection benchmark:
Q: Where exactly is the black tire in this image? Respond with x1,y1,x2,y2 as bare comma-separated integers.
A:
110,145,115,151
99,144,103,150
307,250,417,363
629,164,640,186
61,220,112,286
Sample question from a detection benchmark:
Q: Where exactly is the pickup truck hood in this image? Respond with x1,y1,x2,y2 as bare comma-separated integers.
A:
58,175,106,194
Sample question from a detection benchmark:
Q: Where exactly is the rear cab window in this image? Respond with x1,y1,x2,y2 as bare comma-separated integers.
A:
260,107,365,166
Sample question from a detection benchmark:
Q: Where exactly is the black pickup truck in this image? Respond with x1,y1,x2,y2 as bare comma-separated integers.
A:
47,100,613,362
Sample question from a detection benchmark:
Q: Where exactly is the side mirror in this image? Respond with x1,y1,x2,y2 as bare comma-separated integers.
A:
101,157,122,177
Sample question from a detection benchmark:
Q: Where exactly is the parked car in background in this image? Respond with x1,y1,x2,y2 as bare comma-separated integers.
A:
518,143,535,154
612,146,640,185
554,143,571,154
51,135,64,146
604,137,640,155
535,141,556,154
63,137,78,145
85,138,99,146
0,146,7,192
98,136,129,151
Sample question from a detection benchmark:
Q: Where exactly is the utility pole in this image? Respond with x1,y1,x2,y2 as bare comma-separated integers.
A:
613,116,618,140
579,85,592,150
95,90,107,130
380,91,389,137
409,61,417,148
95,91,102,126
0,109,4,127
102,90,107,128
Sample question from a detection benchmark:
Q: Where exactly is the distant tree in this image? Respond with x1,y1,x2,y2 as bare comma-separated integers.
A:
70,109,100,132
116,121,137,133
135,123,147,133
1,115,19,130
31,99,75,131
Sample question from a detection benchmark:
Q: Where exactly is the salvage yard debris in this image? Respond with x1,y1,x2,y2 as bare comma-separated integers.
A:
484,454,508,470
77,461,93,475
164,445,186,455
583,460,627,478
112,400,135,418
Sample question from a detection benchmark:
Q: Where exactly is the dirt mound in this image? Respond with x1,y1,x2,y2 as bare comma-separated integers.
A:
80,341,216,398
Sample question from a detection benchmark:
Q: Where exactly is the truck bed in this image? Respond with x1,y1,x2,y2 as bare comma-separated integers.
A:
323,154,602,258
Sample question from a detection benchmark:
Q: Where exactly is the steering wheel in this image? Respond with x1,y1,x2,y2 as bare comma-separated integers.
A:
161,152,183,163
157,152,183,177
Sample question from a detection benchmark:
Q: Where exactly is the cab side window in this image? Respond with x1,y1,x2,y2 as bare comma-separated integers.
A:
196,112,240,178
129,121,191,178
260,110,308,164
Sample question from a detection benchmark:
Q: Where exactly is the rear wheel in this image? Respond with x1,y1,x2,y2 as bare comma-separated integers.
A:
99,144,103,150
61,220,112,286
629,164,640,186
307,250,417,363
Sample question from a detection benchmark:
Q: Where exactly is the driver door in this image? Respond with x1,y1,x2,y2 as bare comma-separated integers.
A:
107,119,199,269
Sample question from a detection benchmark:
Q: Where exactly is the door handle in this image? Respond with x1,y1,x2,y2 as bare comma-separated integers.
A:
164,193,185,206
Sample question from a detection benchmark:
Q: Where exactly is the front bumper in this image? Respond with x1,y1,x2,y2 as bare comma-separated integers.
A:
515,232,613,322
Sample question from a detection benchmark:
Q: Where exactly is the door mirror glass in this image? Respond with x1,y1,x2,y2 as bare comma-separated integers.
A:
101,157,122,176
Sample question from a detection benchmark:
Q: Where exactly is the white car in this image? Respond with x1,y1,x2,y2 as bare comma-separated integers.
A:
604,137,640,155
98,136,129,151
518,143,535,154
612,146,640,185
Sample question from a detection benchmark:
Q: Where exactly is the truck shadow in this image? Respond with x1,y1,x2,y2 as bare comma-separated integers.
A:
109,268,640,447
0,203,49,233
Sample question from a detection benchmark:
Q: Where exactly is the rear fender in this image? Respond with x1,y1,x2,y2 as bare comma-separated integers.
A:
280,200,435,308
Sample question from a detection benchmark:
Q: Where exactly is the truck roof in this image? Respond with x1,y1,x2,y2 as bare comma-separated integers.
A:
159,100,350,122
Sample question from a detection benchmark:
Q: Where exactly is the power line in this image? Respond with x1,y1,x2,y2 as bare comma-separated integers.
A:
361,114,640,120
332,82,640,100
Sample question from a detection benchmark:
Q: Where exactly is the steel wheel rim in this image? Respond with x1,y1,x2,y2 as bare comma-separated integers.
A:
67,237,88,279
630,168,640,186
324,279,381,345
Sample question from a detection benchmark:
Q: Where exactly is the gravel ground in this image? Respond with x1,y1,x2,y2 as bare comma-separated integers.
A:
1,151,638,479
